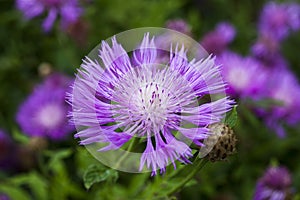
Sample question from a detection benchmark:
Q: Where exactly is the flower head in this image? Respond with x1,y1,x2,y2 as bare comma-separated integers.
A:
201,22,236,55
254,166,292,200
258,1,300,40
16,73,74,140
69,33,234,175
251,33,281,64
16,0,83,32
262,69,300,137
217,52,267,99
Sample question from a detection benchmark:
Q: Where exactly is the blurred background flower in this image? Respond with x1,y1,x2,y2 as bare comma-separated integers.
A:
16,73,74,140
254,166,293,200
16,0,83,32
200,22,236,55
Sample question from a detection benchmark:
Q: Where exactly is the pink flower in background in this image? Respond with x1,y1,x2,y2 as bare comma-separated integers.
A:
263,69,300,137
0,194,10,200
251,33,281,65
259,1,300,41
254,166,292,200
16,0,83,32
217,52,267,99
16,73,74,140
201,22,236,55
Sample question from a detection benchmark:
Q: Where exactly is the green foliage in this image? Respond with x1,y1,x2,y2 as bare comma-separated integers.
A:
83,164,119,190
225,105,238,128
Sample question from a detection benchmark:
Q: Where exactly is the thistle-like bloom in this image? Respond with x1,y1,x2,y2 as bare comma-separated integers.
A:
17,73,74,140
251,33,281,65
69,33,234,175
254,166,292,200
201,22,236,55
16,0,83,32
258,1,300,40
263,69,300,137
217,52,267,99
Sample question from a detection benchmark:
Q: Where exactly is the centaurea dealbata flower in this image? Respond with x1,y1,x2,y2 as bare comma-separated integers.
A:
254,166,292,200
16,73,74,140
16,0,83,32
69,33,234,175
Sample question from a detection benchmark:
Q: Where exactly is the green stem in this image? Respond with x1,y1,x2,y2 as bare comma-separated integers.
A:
113,137,138,169
165,158,208,197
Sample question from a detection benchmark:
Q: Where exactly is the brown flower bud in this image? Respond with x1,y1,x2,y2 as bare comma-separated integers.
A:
200,123,237,162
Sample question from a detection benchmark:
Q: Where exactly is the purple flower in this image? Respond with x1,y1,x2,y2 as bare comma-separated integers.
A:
165,19,191,35
254,166,292,200
201,22,236,55
217,52,267,99
262,69,300,137
16,0,83,32
69,33,234,175
16,73,74,140
258,1,300,41
0,194,10,200
251,33,281,64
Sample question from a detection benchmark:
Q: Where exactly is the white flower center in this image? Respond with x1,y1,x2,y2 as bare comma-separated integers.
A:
136,82,169,128
226,67,250,91
37,103,64,129
111,66,194,135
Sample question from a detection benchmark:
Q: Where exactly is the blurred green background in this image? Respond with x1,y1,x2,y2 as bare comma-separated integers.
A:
1,0,300,199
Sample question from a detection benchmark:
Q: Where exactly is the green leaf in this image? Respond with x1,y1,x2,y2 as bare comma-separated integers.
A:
9,172,48,200
225,105,238,128
44,149,73,173
0,184,31,200
251,98,284,109
83,164,119,190
11,128,29,143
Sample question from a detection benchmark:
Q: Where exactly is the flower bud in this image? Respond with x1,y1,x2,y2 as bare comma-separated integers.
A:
201,123,237,162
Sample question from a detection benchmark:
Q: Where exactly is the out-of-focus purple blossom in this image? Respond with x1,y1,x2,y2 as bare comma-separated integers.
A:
69,33,234,175
0,194,10,200
217,52,267,99
262,69,300,137
258,1,300,41
165,19,192,35
16,73,74,140
252,42,288,70
251,35,288,70
201,22,236,55
254,166,292,200
251,33,280,64
16,0,83,32
0,130,17,171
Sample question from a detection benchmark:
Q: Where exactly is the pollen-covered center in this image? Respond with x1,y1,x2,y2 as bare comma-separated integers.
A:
136,82,169,128
112,66,193,135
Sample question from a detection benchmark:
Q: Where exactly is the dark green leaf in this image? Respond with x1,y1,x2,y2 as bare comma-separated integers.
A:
83,164,119,190
0,184,31,200
225,106,238,128
9,172,48,200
